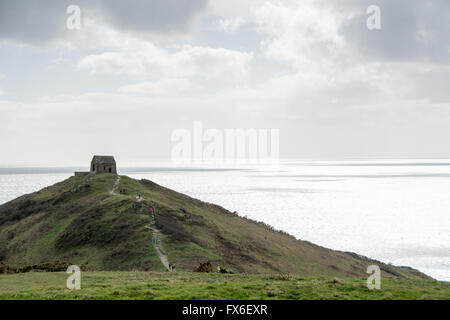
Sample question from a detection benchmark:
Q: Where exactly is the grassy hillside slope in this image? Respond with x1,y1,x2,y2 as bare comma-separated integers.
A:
0,173,430,279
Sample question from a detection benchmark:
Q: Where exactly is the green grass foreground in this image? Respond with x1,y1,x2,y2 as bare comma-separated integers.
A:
0,271,448,300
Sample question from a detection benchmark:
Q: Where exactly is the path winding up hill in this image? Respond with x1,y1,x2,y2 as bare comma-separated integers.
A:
0,173,430,279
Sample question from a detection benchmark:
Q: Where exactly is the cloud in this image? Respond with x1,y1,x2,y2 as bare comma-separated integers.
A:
253,0,450,106
78,42,253,81
0,73,4,96
2,0,450,163
118,78,202,96
337,0,450,63
0,0,67,45
0,0,208,45
255,0,450,67
253,1,380,100
256,0,345,67
2,81,450,165
217,17,246,32
94,0,208,34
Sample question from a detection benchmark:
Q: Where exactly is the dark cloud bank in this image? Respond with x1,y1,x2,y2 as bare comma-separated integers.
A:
0,0,208,44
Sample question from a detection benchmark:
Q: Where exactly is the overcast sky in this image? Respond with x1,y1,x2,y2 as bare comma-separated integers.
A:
1,0,450,166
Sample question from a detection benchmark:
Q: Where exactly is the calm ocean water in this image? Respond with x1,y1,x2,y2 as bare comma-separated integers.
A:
1,159,449,281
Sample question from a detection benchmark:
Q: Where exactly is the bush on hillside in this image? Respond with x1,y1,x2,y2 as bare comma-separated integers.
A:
195,261,213,273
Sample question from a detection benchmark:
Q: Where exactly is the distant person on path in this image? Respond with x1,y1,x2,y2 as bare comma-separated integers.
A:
152,236,156,244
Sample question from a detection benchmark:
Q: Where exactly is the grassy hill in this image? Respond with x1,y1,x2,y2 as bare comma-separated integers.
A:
0,173,431,279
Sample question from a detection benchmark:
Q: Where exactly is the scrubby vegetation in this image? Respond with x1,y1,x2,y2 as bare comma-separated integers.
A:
0,261,71,274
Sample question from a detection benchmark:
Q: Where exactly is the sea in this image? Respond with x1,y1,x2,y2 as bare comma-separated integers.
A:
0,159,449,281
